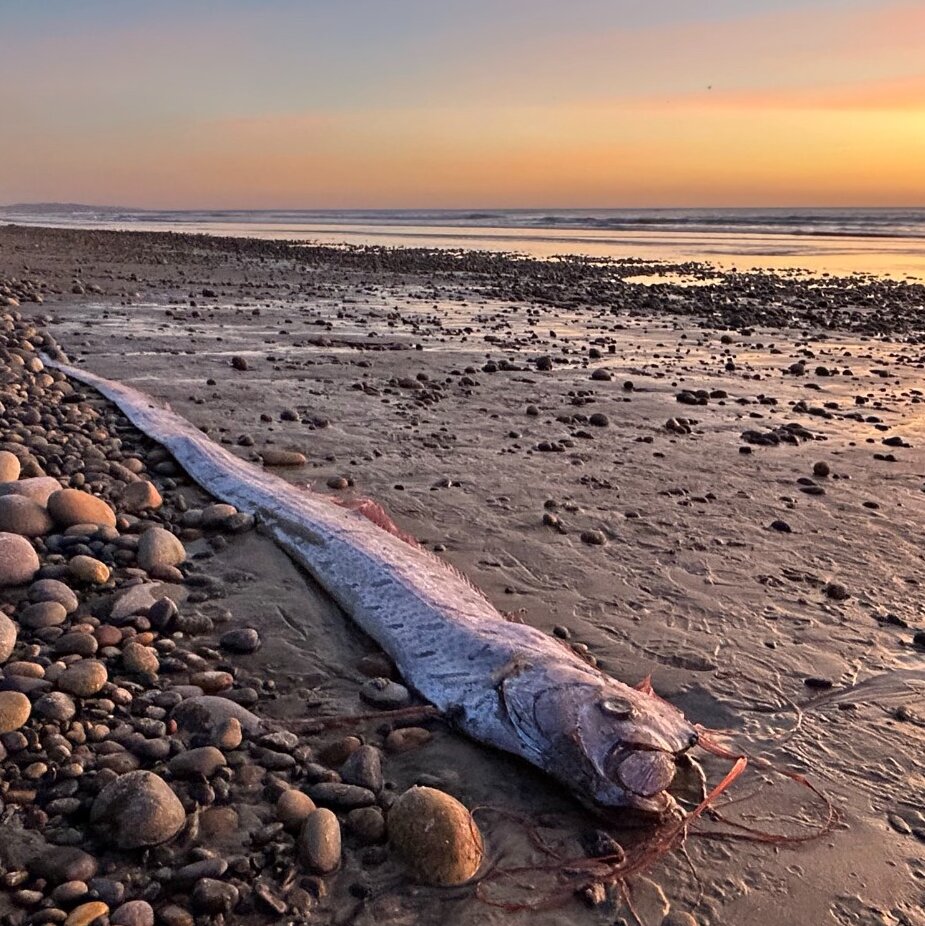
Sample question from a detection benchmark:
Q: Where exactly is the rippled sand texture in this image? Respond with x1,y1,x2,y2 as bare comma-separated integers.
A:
4,224,925,925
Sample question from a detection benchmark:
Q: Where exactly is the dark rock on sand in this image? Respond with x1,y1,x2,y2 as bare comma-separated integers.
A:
277,789,317,829
824,582,850,601
34,691,77,722
0,532,40,586
58,659,108,697
0,495,53,536
172,695,263,737
29,847,99,885
168,746,227,778
110,900,155,926
359,676,410,709
308,782,377,809
298,808,342,873
137,526,185,572
580,529,607,546
219,627,261,653
340,745,383,793
0,476,61,506
29,578,79,613
90,770,186,848
191,879,239,915
121,481,162,513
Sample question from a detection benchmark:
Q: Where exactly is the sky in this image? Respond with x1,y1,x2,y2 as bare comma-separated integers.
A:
1,0,923,209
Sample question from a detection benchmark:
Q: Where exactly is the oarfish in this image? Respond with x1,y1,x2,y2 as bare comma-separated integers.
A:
44,356,699,816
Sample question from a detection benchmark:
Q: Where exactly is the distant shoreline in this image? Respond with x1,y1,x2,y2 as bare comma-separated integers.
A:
3,207,925,279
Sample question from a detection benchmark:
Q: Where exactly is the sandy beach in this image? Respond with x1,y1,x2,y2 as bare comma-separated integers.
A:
2,223,925,926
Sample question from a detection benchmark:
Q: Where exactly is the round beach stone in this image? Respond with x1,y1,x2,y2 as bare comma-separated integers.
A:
359,676,410,709
110,583,160,621
260,449,307,466
90,770,186,849
47,489,117,529
157,906,194,926
0,611,17,661
340,745,383,793
137,526,185,573
277,789,316,829
34,691,77,722
53,632,98,657
0,450,21,482
346,806,386,844
168,746,226,778
29,578,79,613
111,900,155,926
64,901,108,926
172,695,263,738
580,529,607,546
191,879,239,915
51,883,89,907
0,532,40,586
20,600,68,629
68,555,111,585
200,503,237,529
307,782,376,809
58,659,108,697
5,661,44,678
388,786,484,885
29,847,99,885
0,691,32,733
212,717,242,750
122,641,159,675
0,495,53,536
121,481,162,513
0,476,62,506
298,808,341,873
189,670,232,693
384,726,432,754
219,627,261,654
95,625,122,647
662,914,699,926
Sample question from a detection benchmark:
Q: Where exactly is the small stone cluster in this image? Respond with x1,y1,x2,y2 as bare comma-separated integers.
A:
0,308,483,924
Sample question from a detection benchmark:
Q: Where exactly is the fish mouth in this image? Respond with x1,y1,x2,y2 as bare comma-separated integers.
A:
596,781,676,818
612,748,678,798
603,732,698,810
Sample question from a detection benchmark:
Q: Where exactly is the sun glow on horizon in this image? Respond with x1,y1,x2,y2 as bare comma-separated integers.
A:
1,0,923,209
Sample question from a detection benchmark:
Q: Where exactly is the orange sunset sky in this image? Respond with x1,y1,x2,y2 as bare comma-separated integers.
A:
2,0,923,209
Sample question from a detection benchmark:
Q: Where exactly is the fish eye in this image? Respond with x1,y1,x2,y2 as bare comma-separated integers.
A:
599,697,634,720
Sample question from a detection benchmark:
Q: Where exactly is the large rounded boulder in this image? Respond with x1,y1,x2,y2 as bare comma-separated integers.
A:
388,786,483,885
0,495,53,537
90,770,186,849
0,532,40,587
47,489,116,529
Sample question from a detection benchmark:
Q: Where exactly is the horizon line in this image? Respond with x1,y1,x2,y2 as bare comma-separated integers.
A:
3,202,925,213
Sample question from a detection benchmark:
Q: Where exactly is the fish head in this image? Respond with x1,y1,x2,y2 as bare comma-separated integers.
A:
574,685,698,815
501,665,697,817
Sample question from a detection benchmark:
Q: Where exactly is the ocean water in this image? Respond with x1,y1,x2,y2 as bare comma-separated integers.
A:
4,205,925,279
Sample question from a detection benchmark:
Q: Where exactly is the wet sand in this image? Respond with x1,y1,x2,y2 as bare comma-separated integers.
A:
2,224,925,926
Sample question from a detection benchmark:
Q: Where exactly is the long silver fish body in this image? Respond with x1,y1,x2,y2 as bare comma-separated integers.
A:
44,356,698,815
